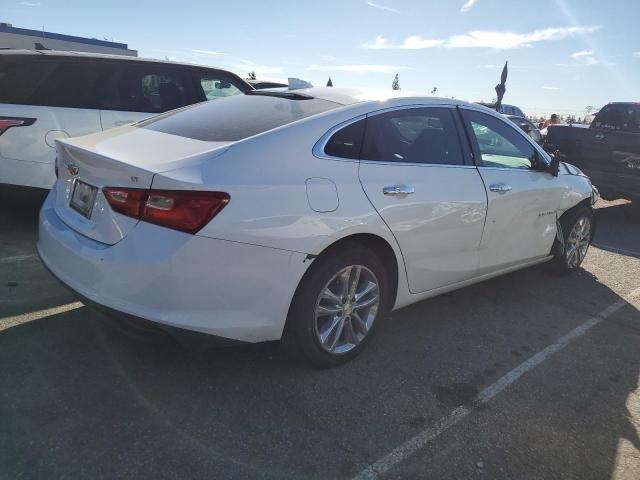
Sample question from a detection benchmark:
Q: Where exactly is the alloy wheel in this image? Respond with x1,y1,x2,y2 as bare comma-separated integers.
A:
314,265,380,354
565,216,591,268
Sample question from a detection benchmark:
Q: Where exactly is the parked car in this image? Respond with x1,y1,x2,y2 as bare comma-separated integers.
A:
0,50,252,189
38,88,596,367
544,102,640,201
505,115,544,145
477,102,526,117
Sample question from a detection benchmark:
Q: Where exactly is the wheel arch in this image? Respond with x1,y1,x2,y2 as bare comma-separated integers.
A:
301,233,402,312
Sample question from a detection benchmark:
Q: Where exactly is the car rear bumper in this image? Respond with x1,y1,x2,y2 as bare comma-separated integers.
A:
37,189,308,342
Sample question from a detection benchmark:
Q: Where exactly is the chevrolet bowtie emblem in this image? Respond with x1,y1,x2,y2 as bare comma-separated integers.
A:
67,165,79,176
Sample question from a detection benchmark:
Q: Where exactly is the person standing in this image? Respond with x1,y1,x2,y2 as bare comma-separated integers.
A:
542,114,561,129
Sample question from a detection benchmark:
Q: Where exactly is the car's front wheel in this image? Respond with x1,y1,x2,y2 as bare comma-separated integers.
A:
284,244,388,367
553,205,594,274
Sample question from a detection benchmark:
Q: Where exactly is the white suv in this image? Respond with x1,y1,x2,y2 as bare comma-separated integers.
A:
0,50,252,189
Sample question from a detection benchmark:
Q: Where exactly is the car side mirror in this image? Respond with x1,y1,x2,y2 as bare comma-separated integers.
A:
545,150,563,177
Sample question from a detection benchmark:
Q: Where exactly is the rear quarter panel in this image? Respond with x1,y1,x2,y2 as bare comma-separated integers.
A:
0,104,102,188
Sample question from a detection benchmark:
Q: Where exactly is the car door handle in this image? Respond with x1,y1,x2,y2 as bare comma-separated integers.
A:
383,184,415,198
489,182,512,193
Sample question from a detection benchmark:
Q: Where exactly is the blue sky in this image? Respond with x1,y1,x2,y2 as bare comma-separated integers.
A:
3,0,639,117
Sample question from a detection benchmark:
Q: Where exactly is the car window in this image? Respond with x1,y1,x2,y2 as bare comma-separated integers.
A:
138,93,340,141
463,109,536,169
195,71,244,100
102,65,190,113
361,107,464,165
592,104,640,133
0,57,111,109
324,119,365,159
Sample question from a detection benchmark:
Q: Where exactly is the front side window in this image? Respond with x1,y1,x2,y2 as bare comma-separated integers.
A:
195,72,244,100
360,107,464,165
462,109,536,169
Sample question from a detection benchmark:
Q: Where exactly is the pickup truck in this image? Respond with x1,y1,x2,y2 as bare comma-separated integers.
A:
544,102,640,201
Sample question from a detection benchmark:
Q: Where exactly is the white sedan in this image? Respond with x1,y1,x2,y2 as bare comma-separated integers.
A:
38,88,597,367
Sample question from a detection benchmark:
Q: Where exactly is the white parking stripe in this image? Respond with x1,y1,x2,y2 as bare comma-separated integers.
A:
0,302,84,332
353,287,640,480
0,253,38,264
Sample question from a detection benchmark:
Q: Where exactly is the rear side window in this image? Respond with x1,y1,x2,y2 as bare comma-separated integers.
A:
138,94,339,141
324,119,365,159
0,57,112,109
102,65,191,113
361,107,464,165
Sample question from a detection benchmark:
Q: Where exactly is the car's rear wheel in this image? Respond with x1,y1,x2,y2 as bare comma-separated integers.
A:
283,244,388,367
553,205,594,274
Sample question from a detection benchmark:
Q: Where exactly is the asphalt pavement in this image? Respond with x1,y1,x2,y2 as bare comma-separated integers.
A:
1,184,639,480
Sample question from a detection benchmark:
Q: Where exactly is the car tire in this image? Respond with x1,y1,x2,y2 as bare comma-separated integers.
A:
283,243,389,368
552,205,594,274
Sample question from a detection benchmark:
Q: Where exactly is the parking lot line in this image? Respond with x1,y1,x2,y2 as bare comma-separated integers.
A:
353,287,640,480
0,253,38,265
0,302,84,332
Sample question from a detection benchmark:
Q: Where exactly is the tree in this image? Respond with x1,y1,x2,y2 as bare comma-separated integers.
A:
430,87,438,95
326,77,333,87
392,74,400,90
247,71,257,81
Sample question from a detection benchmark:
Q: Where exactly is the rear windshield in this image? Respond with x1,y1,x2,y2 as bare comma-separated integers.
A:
137,94,340,141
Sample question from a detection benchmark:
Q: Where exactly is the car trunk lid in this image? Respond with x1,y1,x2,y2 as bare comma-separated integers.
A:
53,126,231,245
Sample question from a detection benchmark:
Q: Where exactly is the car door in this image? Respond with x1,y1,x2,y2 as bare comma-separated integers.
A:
460,108,565,273
99,63,192,129
358,106,487,294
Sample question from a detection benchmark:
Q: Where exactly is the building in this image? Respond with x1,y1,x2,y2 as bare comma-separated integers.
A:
0,22,137,56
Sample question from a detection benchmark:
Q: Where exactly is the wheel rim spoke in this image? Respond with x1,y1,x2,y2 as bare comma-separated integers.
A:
348,266,362,298
354,294,379,311
320,316,342,345
351,311,369,335
328,317,345,352
355,281,378,302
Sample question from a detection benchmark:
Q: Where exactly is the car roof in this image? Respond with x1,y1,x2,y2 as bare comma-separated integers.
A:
0,49,232,72
286,87,474,108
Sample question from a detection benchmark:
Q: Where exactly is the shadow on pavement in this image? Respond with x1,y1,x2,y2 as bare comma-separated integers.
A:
1,262,638,479
593,200,640,258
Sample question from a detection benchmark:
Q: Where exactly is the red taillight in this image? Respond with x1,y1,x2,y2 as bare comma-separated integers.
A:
103,187,147,218
103,187,230,234
0,117,36,136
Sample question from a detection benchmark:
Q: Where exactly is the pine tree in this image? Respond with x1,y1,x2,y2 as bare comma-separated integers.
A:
326,77,333,87
392,74,400,90
247,71,257,81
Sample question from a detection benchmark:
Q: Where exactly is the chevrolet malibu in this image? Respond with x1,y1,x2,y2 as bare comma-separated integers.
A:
38,88,597,367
